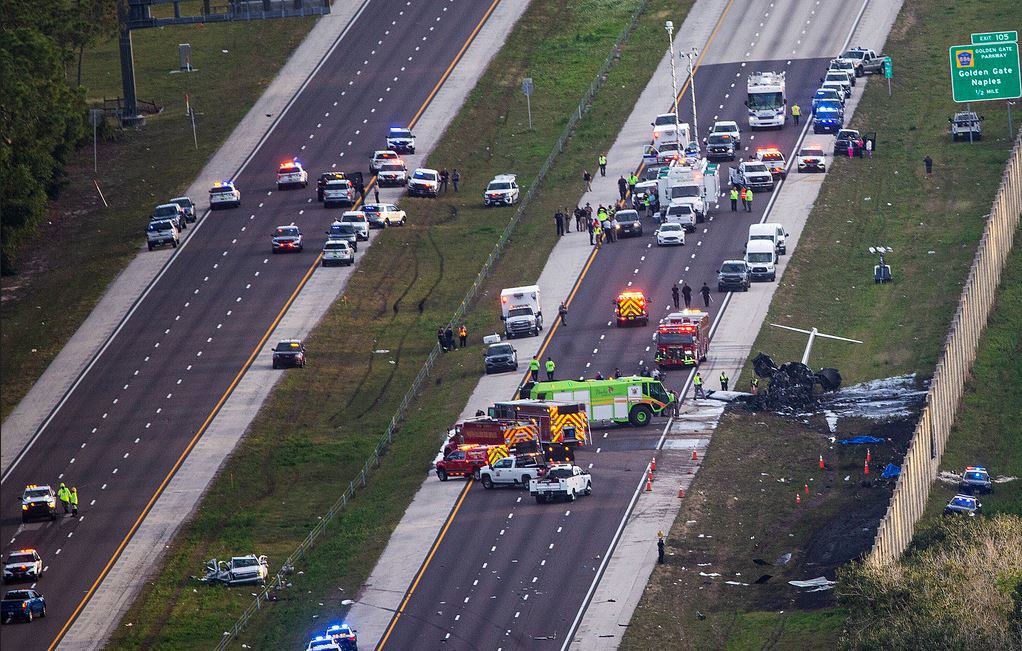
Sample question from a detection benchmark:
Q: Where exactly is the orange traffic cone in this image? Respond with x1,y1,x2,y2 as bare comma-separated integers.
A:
651,457,657,472
796,493,802,505
864,459,870,475
819,455,825,470
645,478,653,492
866,448,872,464
691,449,699,461
647,470,654,483
804,483,810,494
678,487,685,498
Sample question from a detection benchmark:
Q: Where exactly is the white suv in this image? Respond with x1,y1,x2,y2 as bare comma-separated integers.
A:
147,220,180,251
483,174,519,206
321,240,354,266
407,168,440,197
340,211,370,240
209,181,241,209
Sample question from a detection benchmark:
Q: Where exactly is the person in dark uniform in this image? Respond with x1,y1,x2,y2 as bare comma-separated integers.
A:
672,285,680,309
681,282,692,309
555,210,565,236
657,537,665,564
700,283,712,308
617,175,628,200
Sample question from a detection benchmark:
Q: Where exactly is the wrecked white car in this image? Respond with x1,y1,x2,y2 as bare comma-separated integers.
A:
196,555,269,586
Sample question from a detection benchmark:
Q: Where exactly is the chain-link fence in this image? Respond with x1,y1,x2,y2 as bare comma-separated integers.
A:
866,130,1022,567
214,2,652,648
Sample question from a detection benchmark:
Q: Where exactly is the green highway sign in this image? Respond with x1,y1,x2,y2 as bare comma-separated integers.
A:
883,56,893,79
949,42,1022,102
971,31,1018,45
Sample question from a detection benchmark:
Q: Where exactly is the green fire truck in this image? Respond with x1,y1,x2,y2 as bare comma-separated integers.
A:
522,377,674,427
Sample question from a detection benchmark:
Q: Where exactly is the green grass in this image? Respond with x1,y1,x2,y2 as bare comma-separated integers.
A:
623,0,1022,648
0,16,316,421
105,0,694,648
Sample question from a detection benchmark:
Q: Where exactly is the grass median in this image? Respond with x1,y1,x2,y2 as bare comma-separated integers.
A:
105,0,693,648
622,0,1022,648
0,15,317,421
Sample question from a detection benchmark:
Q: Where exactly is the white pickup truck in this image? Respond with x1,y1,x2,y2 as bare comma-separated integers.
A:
476,456,546,489
530,465,591,503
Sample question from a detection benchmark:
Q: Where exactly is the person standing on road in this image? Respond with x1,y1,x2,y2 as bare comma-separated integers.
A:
558,301,568,326
628,172,638,196
529,356,541,383
374,186,380,204
445,326,455,351
575,206,585,232
545,357,556,381
70,487,79,517
564,206,572,233
672,285,680,309
437,327,447,352
744,188,754,212
583,169,593,192
439,168,449,193
609,214,619,242
791,103,800,126
598,154,607,176
739,186,748,210
924,155,933,176
719,371,729,391
452,169,460,192
681,282,692,309
587,214,596,245
555,209,565,236
458,324,468,348
618,175,628,200
693,372,705,399
700,282,712,308
57,483,70,514
730,186,739,212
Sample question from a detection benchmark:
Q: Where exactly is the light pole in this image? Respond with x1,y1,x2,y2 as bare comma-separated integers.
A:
685,47,700,153
665,20,681,153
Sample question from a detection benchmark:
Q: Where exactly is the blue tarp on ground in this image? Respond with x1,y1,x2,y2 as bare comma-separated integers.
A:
837,435,885,445
881,463,901,479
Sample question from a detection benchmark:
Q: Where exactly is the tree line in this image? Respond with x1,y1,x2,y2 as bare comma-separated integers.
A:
1,0,116,274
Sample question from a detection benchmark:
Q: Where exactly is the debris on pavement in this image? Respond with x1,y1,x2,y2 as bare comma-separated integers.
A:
788,576,837,591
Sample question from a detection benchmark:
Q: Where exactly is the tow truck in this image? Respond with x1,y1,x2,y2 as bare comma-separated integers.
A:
614,290,649,326
276,159,309,189
530,465,591,503
21,485,57,523
755,147,787,179
654,310,710,368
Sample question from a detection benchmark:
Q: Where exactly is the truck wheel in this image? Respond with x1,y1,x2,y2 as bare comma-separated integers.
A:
628,404,653,427
40,605,46,618
568,490,576,502
584,482,592,496
26,611,32,623
535,495,547,504
521,475,531,487
437,468,449,481
148,243,154,251
481,475,494,489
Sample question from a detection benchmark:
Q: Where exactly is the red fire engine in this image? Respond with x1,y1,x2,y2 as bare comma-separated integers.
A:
654,310,710,368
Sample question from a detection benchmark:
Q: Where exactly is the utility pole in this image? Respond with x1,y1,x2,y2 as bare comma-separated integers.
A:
117,0,143,125
686,48,700,152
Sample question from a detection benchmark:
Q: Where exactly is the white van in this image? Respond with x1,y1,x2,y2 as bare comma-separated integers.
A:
748,223,788,255
744,239,777,281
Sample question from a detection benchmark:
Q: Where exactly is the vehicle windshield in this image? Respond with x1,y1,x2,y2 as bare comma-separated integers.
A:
837,131,859,140
508,307,534,318
815,89,838,99
670,186,699,199
330,224,356,235
325,180,349,188
148,221,173,231
7,553,35,564
816,101,842,111
667,204,693,215
210,187,234,194
747,91,783,110
744,163,769,173
799,148,824,157
616,211,639,222
275,341,301,352
274,227,300,237
721,263,746,273
341,214,366,223
645,381,670,403
489,344,515,356
707,134,732,145
492,458,511,468
660,223,683,232
171,198,192,208
413,170,437,181
747,252,773,262
233,557,259,567
659,142,682,152
487,182,511,191
712,124,736,134
840,49,867,60
323,242,348,250
826,73,848,83
830,60,853,70
964,471,987,481
389,129,412,138
950,496,975,508
380,163,404,172
654,114,678,126
659,331,696,345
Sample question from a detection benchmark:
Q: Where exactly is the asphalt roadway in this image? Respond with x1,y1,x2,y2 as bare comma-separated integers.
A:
0,1,500,648
376,1,868,646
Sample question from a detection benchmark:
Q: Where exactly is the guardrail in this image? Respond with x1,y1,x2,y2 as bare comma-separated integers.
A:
213,1,652,648
866,129,1022,567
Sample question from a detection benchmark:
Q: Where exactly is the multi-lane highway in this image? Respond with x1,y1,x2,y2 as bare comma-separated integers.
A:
0,1,501,648
376,0,871,648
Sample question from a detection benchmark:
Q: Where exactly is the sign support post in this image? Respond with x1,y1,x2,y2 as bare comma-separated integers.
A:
522,78,534,130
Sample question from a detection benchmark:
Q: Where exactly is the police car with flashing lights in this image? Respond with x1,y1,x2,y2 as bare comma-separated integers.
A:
943,494,981,517
959,466,992,495
796,145,827,172
370,150,400,174
386,126,415,154
325,623,358,650
483,174,519,206
754,147,787,179
3,550,43,583
270,224,303,253
306,635,341,651
276,159,308,189
812,88,844,112
209,180,241,209
272,339,305,369
375,160,408,187
327,221,359,252
21,485,57,523
407,168,440,197
812,100,844,134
